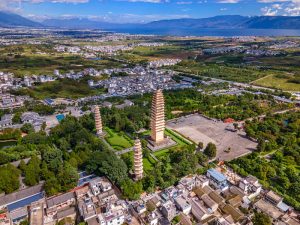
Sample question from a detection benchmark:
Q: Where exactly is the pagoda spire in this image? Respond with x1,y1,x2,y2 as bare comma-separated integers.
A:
150,89,165,143
94,105,103,135
134,139,143,181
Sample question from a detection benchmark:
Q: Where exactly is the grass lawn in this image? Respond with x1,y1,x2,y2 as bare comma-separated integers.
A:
252,74,300,91
105,127,133,151
153,149,170,158
165,128,194,146
152,129,192,160
143,158,155,171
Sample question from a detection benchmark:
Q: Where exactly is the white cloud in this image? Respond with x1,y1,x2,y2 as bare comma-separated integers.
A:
176,1,193,4
0,0,90,14
258,0,300,16
217,0,240,3
284,4,300,15
121,0,168,2
261,6,278,15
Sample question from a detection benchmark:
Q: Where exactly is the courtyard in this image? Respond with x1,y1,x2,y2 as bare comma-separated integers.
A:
167,114,257,161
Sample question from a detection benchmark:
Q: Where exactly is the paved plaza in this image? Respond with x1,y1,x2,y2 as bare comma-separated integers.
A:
167,114,257,161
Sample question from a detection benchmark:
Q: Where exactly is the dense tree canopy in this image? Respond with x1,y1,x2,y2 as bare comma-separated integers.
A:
252,212,271,225
230,112,300,210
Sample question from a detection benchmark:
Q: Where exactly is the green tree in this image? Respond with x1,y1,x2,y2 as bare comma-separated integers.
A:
21,123,35,134
121,178,143,200
19,159,27,174
0,164,20,194
44,176,61,196
42,146,62,172
204,142,217,159
57,163,79,192
252,212,271,225
12,112,22,124
20,220,30,225
41,122,47,131
143,175,156,193
86,150,128,185
198,142,204,150
257,139,266,152
24,155,41,186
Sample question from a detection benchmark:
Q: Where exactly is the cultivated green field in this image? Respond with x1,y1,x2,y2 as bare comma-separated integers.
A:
173,60,270,83
253,74,300,91
0,45,122,76
12,78,107,99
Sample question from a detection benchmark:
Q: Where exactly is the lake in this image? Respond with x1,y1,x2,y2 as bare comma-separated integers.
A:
110,27,300,37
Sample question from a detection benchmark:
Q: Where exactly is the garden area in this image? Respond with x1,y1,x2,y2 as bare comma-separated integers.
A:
104,127,134,151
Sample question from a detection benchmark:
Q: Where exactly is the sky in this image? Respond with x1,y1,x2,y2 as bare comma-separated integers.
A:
0,0,300,23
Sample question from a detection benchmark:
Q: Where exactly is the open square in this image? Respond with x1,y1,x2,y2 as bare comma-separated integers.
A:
167,114,257,161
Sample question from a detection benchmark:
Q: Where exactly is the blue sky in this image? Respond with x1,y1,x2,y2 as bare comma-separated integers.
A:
1,0,300,23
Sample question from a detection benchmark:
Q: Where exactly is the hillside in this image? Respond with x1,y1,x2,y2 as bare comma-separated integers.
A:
0,11,41,27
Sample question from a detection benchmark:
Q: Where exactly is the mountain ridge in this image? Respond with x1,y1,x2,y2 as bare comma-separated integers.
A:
1,12,300,30
0,11,42,27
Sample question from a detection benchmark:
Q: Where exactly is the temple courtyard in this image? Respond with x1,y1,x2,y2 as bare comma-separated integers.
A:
166,114,257,161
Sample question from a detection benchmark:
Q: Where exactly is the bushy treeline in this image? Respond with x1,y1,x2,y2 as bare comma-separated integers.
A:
0,115,106,195
229,112,300,209
164,89,290,120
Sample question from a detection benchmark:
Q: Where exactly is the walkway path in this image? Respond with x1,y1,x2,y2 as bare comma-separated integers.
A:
115,147,134,155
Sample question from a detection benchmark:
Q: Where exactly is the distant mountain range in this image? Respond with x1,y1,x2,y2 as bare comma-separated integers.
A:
0,11,41,28
1,11,300,30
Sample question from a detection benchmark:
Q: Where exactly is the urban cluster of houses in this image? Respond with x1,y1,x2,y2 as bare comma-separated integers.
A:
92,34,156,43
54,41,166,56
0,94,29,110
148,59,181,68
131,167,299,225
0,166,299,225
202,45,283,56
202,46,247,55
134,42,165,47
0,39,42,46
0,111,45,129
267,41,299,50
88,69,192,97
54,44,131,55
0,174,130,225
245,49,282,56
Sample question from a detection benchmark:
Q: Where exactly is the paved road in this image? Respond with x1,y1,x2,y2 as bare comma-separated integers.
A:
241,107,299,123
173,70,300,104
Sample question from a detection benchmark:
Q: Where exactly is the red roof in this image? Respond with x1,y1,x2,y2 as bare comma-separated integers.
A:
224,118,235,123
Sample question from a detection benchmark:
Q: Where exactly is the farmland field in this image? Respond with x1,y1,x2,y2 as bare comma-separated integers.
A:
252,74,300,91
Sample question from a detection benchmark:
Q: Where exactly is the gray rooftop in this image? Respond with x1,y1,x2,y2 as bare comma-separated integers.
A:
0,183,44,208
46,192,75,208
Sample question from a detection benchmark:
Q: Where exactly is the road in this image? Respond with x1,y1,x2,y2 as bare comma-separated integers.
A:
173,70,300,104
241,107,299,123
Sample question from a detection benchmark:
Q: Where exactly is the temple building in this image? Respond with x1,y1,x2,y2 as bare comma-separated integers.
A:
94,105,103,135
150,89,165,144
134,139,143,181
